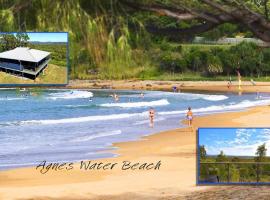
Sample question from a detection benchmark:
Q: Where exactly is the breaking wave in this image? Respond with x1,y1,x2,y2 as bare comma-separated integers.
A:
47,90,93,100
71,130,122,142
159,99,270,115
100,99,169,108
145,91,228,101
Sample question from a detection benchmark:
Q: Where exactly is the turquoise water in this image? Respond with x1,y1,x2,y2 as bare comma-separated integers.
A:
0,89,270,169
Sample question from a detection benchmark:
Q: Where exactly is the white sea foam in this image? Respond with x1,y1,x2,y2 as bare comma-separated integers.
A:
5,97,270,127
159,99,270,115
195,94,228,101
0,88,17,90
65,104,89,108
19,112,147,125
145,91,228,101
100,99,169,108
133,117,166,125
71,130,122,142
0,97,26,101
47,90,93,100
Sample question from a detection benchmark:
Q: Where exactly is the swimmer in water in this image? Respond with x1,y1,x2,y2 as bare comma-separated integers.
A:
256,90,261,99
140,92,144,98
114,93,119,102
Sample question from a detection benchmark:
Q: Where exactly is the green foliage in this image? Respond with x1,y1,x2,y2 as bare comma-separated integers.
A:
0,9,14,31
216,151,228,162
201,23,243,40
200,145,207,160
206,55,223,76
101,27,134,79
159,52,185,73
255,143,267,162
30,43,67,67
16,33,29,46
200,145,270,183
0,33,29,51
1,0,269,80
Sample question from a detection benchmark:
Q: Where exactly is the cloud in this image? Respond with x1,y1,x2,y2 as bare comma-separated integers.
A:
205,129,270,156
257,129,270,140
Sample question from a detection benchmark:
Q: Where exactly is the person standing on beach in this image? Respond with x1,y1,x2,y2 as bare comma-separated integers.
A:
237,70,242,91
227,76,232,89
227,81,231,89
186,107,193,127
149,107,155,128
172,86,177,93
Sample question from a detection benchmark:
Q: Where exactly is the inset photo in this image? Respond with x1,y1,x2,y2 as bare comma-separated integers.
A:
198,128,270,184
0,32,68,85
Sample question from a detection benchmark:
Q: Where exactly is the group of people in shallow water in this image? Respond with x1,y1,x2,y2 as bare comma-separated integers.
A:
110,92,144,102
108,91,193,129
148,106,193,129
110,93,119,102
109,89,194,129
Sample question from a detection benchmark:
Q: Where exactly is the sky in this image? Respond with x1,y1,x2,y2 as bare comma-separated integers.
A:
199,128,270,156
28,32,68,42
8,32,68,42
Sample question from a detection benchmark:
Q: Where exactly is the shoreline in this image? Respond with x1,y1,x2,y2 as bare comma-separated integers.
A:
2,80,270,93
1,105,270,199
66,80,270,93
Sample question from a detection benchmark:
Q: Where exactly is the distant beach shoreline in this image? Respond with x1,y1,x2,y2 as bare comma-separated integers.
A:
1,80,270,94
66,80,270,93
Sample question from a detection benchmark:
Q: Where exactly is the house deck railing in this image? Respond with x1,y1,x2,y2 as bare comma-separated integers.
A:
0,61,23,71
0,58,50,76
199,162,270,183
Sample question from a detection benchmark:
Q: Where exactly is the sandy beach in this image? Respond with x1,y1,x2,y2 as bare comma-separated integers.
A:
1,103,270,199
68,80,270,93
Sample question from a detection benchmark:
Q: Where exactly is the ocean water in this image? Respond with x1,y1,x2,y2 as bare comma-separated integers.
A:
0,89,270,170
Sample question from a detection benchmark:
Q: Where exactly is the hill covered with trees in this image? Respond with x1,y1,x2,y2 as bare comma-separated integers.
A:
0,0,270,80
199,144,270,183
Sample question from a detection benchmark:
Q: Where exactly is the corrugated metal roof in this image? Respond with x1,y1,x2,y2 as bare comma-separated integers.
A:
0,47,50,62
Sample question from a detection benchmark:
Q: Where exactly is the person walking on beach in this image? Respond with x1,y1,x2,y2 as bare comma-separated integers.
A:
149,107,155,128
237,70,242,91
186,107,193,127
227,76,232,89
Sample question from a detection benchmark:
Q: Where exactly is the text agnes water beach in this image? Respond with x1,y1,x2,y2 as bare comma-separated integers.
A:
1,89,270,170
36,160,162,174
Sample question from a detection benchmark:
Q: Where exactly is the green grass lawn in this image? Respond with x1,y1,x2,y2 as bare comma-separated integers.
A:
0,64,67,84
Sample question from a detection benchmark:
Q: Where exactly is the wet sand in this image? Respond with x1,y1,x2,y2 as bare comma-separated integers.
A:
68,80,270,93
0,105,270,199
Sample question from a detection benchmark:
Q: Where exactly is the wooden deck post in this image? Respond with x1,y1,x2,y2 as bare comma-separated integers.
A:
227,163,230,183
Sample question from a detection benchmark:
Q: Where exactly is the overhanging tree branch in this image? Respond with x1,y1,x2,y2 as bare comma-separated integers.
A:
122,0,270,42
145,21,220,40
